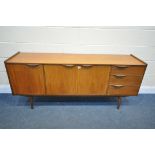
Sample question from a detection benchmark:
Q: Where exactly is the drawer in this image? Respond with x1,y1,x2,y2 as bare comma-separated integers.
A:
107,85,140,96
109,74,143,85
111,65,146,75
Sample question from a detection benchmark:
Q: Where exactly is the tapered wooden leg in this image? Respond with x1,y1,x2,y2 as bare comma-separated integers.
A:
29,96,34,109
117,96,122,109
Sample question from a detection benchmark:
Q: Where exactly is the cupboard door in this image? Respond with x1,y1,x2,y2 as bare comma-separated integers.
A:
77,65,110,95
44,65,77,95
6,64,45,95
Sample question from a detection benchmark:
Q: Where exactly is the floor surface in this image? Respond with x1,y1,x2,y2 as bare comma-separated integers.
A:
0,94,155,129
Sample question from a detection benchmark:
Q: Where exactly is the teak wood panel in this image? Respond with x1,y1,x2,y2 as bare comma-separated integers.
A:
109,75,143,85
77,65,110,95
111,66,146,75
6,64,45,95
6,53,146,66
44,65,110,95
107,85,140,96
44,65,77,95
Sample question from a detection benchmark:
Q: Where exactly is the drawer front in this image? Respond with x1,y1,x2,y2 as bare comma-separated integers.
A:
107,85,139,96
111,65,146,75
109,75,143,85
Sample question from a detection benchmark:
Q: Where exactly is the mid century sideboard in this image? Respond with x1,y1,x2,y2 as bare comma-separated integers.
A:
5,52,147,109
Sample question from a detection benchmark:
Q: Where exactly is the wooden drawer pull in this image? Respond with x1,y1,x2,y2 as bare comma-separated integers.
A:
113,74,126,78
115,65,128,69
111,84,125,88
26,64,40,67
63,64,75,67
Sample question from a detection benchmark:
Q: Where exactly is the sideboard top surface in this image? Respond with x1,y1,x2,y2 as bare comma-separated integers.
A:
6,52,146,65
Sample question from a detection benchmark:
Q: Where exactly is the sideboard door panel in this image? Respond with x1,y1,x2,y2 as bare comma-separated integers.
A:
44,65,77,95
6,64,45,95
77,65,110,95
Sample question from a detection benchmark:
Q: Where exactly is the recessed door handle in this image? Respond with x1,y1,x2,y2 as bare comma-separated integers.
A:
81,64,93,68
63,64,75,67
114,65,128,69
26,64,40,67
111,84,125,88
113,74,126,78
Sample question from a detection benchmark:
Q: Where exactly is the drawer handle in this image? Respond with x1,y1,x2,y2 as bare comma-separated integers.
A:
82,65,93,67
114,65,128,69
113,74,126,78
26,64,40,67
111,84,125,88
63,64,75,67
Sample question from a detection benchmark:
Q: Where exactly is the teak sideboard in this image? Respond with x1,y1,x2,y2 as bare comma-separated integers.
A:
5,52,147,109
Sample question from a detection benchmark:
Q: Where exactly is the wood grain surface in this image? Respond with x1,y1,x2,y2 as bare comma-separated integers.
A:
6,52,146,65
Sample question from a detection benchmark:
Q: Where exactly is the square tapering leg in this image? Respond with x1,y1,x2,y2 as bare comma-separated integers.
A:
29,96,34,109
117,96,122,109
